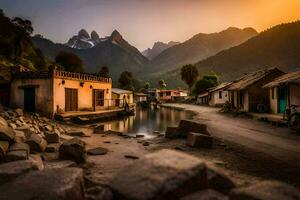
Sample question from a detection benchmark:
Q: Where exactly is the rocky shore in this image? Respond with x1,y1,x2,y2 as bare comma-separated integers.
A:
0,105,300,200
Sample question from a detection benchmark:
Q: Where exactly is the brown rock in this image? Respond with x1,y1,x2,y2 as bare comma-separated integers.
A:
9,142,30,155
0,116,7,127
0,160,40,185
45,132,60,143
0,124,15,143
45,143,60,152
6,150,28,162
165,126,179,139
207,167,235,194
0,140,9,161
59,138,86,164
45,160,77,169
93,125,105,134
186,132,213,148
229,181,300,200
111,149,208,200
29,155,44,170
0,168,85,200
180,189,227,200
87,147,108,155
15,108,23,116
177,120,209,137
25,134,47,153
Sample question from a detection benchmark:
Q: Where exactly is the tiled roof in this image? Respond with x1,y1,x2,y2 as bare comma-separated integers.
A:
263,70,300,88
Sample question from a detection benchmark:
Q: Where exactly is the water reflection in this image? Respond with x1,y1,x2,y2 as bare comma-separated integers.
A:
99,106,195,136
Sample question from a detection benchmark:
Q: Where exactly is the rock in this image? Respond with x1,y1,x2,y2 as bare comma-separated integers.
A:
8,123,17,129
45,143,60,152
59,138,86,164
165,126,179,139
229,181,300,200
16,126,33,139
177,120,210,137
86,186,113,200
180,189,227,200
207,168,235,194
6,150,28,162
44,132,60,143
44,124,53,132
186,132,213,148
0,168,85,200
15,120,23,127
93,125,105,134
13,130,26,142
25,134,47,153
9,142,30,155
60,134,74,141
87,147,108,155
0,160,40,185
15,108,23,116
0,116,8,127
0,140,9,161
136,134,145,138
124,155,139,159
0,124,15,143
111,149,208,200
45,160,77,169
67,130,89,137
29,155,44,170
143,142,150,146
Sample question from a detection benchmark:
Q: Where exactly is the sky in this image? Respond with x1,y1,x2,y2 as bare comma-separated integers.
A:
1,0,300,51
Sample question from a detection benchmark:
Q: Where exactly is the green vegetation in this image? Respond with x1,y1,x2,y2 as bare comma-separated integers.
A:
143,82,151,89
180,64,199,92
158,79,167,89
55,51,84,72
0,9,47,70
192,74,219,95
118,71,135,91
97,66,110,78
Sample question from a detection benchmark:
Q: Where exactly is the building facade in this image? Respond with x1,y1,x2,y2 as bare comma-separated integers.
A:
208,82,231,107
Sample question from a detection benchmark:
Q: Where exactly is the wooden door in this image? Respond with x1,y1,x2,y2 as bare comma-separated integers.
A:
24,88,35,112
65,88,78,112
93,89,104,110
278,86,287,113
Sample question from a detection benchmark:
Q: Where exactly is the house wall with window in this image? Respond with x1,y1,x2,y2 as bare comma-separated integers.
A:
208,90,229,106
269,87,278,113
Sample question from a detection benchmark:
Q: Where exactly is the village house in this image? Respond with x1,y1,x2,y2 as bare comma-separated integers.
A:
197,92,209,105
208,82,232,107
227,68,284,112
157,89,188,102
10,66,112,117
134,93,147,103
112,88,134,107
263,70,300,114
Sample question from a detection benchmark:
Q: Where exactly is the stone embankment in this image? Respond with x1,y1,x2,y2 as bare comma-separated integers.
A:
0,105,299,200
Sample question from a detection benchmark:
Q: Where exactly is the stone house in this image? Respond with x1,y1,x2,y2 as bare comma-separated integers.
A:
208,82,232,107
263,70,300,114
10,66,112,117
228,68,284,112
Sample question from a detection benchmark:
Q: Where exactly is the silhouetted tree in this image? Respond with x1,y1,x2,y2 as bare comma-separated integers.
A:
118,71,134,91
143,82,151,89
192,74,219,95
97,66,109,77
180,64,199,92
55,51,84,72
158,79,167,89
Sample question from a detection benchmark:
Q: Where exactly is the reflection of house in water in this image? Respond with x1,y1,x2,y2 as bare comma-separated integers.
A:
10,66,113,117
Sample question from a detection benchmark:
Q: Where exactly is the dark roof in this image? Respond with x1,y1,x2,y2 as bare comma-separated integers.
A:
112,88,132,94
263,70,300,88
208,82,232,93
228,68,282,90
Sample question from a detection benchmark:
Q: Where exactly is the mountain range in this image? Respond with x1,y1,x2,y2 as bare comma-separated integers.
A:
66,29,106,49
142,41,180,60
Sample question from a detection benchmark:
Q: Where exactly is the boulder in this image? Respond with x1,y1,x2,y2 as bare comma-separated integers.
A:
59,138,86,164
6,150,28,162
9,123,17,129
0,140,9,161
0,116,8,127
180,189,227,200
87,147,108,155
0,168,85,200
229,181,300,200
45,143,60,152
44,132,60,143
86,186,113,200
15,120,23,127
177,120,209,137
15,108,23,116
67,130,89,137
111,149,208,200
9,142,30,155
25,134,47,153
165,126,179,139
207,168,235,194
0,124,15,143
45,160,77,169
186,132,213,148
44,124,53,132
29,155,44,170
0,160,40,185
16,126,33,139
13,130,26,142
93,125,105,134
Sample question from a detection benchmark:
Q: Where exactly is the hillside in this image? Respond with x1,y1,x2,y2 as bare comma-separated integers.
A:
142,41,180,60
32,30,149,81
145,27,258,74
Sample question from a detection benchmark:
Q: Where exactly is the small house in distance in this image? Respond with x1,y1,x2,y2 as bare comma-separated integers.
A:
197,92,209,105
134,93,147,103
263,70,300,114
112,88,134,107
10,66,112,117
227,68,284,112
208,82,232,107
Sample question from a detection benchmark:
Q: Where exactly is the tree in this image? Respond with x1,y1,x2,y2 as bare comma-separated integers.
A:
55,51,84,72
180,64,199,92
97,66,109,77
158,79,167,89
118,71,134,91
192,74,219,95
143,82,151,89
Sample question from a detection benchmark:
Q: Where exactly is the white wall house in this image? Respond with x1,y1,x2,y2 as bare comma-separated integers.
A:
208,83,231,107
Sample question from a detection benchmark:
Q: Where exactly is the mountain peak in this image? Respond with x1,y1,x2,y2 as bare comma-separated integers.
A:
110,30,123,43
91,30,100,40
78,29,90,39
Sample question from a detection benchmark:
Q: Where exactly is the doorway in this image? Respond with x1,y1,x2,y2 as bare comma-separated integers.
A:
65,88,78,112
24,88,35,112
93,89,105,110
278,86,287,113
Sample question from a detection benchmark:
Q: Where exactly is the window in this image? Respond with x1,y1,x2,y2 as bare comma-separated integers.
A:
166,92,171,96
271,88,275,99
219,91,222,99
